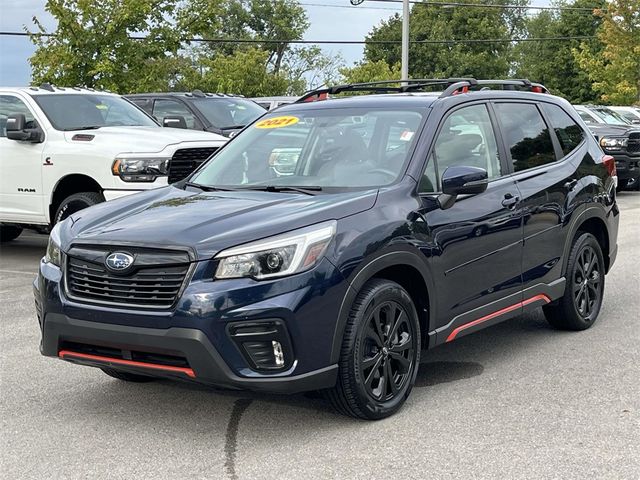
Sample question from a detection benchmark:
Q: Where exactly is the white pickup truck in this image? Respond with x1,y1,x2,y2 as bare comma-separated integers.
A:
0,85,227,242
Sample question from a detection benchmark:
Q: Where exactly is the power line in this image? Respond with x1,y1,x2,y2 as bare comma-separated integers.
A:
370,0,600,11
0,31,597,44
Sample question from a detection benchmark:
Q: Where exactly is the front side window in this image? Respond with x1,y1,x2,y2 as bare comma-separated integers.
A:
541,103,585,156
495,103,556,172
0,95,37,137
191,98,265,129
192,108,425,189
420,104,501,192
32,94,158,131
577,110,599,124
152,99,198,129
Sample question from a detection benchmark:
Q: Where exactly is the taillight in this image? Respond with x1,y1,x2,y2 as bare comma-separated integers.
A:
602,154,616,177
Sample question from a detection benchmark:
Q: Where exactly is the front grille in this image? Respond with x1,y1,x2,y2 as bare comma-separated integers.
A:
66,255,190,309
168,147,219,183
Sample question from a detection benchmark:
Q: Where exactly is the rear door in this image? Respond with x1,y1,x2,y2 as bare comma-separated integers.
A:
493,101,585,293
413,102,525,341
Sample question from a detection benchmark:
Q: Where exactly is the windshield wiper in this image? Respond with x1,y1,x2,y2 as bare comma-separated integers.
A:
64,125,104,131
184,182,236,192
244,185,322,195
222,125,245,130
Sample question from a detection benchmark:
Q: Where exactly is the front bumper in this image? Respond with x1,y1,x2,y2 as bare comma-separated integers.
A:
35,256,347,394
611,154,640,181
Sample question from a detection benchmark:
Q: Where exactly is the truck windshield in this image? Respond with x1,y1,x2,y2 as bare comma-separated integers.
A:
33,94,158,131
191,98,265,129
590,107,631,126
191,107,425,189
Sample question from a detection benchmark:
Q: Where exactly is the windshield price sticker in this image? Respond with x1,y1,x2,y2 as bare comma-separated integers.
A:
255,116,299,129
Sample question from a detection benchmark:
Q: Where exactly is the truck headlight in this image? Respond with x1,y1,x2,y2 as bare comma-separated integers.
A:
111,156,170,182
44,223,62,267
600,137,627,151
214,221,336,280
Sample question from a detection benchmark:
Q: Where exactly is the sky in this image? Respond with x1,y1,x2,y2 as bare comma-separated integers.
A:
0,0,402,86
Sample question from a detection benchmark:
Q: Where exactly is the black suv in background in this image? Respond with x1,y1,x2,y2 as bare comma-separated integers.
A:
127,91,266,137
37,79,619,419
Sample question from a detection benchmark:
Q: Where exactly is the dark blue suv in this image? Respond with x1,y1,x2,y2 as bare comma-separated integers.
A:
35,79,619,419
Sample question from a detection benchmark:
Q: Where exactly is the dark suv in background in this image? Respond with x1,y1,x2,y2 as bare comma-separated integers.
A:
127,91,266,137
36,79,619,419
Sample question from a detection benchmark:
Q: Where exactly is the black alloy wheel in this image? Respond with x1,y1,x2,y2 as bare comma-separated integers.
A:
573,245,602,318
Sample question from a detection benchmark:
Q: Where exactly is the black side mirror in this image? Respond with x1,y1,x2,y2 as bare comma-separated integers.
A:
6,113,42,142
438,166,488,210
162,116,187,129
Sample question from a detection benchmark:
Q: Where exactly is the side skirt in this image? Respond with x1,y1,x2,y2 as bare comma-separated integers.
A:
431,278,565,346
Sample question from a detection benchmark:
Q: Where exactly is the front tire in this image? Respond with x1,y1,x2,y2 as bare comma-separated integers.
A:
326,278,421,420
0,225,23,242
54,191,105,225
543,232,605,330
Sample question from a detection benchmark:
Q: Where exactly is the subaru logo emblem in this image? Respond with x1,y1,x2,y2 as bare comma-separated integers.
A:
105,252,134,272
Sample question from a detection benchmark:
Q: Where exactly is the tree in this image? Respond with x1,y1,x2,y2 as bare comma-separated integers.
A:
364,0,526,79
515,0,605,103
575,0,640,105
339,59,401,84
29,0,182,92
281,46,344,94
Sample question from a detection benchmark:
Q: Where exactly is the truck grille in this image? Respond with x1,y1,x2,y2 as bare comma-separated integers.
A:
65,249,191,309
168,147,219,183
627,132,640,154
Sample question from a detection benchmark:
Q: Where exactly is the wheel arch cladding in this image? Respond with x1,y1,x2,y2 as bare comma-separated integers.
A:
574,215,610,273
50,174,103,220
330,250,434,363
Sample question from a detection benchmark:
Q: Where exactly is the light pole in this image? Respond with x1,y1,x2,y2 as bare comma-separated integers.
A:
350,0,410,82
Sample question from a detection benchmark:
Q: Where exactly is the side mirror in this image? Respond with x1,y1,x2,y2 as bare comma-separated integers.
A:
438,166,488,210
162,116,187,129
6,113,42,142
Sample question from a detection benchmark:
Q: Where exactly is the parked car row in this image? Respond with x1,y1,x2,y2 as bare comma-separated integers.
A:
574,104,640,191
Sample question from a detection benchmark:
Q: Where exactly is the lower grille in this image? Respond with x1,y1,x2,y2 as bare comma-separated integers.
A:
168,147,219,183
66,256,189,308
628,132,640,155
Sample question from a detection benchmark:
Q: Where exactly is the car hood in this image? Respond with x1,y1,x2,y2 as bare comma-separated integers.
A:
63,126,227,154
587,124,638,137
61,185,378,259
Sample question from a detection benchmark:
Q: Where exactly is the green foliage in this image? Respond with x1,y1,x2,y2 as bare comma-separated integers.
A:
515,0,606,103
339,59,401,84
575,0,640,105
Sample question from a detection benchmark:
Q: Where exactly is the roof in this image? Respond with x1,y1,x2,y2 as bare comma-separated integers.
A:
0,85,119,96
126,91,243,99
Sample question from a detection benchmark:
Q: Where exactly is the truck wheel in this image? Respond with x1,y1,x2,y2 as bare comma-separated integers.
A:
101,368,156,383
326,278,421,420
615,179,628,193
543,232,605,331
54,191,105,224
0,226,23,242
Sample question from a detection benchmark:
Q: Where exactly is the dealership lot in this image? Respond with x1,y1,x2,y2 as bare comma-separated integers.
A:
1,193,638,480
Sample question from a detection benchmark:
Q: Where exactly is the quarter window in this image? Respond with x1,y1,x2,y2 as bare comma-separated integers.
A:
541,104,585,156
152,99,197,129
420,104,501,192
494,103,556,172
0,95,36,137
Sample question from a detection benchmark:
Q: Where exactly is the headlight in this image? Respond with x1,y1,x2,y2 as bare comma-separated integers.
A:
45,223,62,267
215,221,336,280
111,156,170,182
600,137,627,150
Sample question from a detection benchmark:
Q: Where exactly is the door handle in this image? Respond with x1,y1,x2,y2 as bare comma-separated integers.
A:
502,193,519,208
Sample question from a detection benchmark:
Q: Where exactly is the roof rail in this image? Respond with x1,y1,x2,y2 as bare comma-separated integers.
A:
296,78,549,103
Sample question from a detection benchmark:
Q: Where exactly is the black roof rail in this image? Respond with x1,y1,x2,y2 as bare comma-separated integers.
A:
296,78,478,103
440,79,549,98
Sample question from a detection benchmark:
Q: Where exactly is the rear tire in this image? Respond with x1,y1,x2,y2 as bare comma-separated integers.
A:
54,191,104,224
101,368,156,383
0,225,23,242
543,232,605,331
326,278,421,420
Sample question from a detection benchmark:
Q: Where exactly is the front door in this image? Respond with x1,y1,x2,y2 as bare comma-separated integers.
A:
0,94,46,223
412,102,524,342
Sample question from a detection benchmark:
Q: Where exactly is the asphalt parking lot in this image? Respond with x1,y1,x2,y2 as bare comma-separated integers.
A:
1,192,638,480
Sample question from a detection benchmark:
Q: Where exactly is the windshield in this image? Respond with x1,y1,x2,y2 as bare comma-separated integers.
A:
192,107,425,189
590,107,631,126
192,98,265,129
33,94,158,131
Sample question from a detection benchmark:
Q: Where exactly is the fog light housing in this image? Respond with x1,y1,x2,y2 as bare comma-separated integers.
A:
228,320,293,371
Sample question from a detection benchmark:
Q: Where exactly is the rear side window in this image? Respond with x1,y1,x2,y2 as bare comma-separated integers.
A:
0,95,36,137
541,104,585,156
495,103,556,172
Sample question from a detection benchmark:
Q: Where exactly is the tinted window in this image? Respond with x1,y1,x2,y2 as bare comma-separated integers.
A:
541,104,585,156
0,95,36,137
153,99,198,129
495,103,556,172
577,110,598,124
191,98,265,129
420,104,501,192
